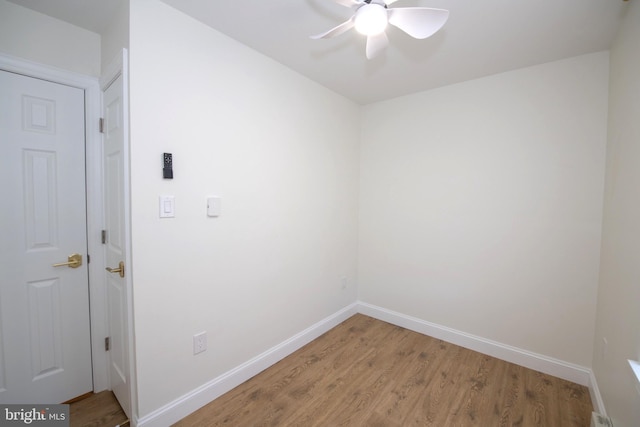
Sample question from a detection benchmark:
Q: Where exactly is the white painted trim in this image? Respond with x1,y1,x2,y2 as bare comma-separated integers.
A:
122,48,138,426
0,52,109,393
357,301,592,385
0,53,97,89
100,51,123,90
136,303,358,427
85,69,109,395
589,370,607,415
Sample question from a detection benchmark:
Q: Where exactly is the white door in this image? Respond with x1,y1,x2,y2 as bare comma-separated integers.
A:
0,70,93,403
103,73,131,418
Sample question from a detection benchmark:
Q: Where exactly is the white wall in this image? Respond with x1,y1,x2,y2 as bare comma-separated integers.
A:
593,1,640,426
129,0,360,417
0,0,100,76
359,52,609,367
101,0,129,74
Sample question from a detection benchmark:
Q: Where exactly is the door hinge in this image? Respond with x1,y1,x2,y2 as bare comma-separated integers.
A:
87,254,90,264
99,117,105,134
105,337,110,352
101,229,107,244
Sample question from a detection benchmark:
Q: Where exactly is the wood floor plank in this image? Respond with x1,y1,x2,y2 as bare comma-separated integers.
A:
412,342,469,426
373,334,449,425
173,314,593,426
69,391,127,427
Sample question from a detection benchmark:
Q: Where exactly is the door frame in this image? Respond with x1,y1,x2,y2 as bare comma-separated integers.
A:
0,52,116,398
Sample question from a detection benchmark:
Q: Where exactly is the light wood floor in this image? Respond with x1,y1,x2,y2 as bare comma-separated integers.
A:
69,390,128,427
174,314,592,426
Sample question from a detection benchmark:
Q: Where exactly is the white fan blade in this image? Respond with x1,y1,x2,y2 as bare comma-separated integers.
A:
333,0,362,7
366,31,388,59
388,7,449,39
310,17,356,39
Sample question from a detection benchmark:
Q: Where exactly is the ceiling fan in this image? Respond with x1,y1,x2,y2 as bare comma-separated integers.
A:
310,0,449,59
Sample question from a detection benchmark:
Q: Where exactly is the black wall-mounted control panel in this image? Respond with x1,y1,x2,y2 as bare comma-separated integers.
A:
163,153,173,179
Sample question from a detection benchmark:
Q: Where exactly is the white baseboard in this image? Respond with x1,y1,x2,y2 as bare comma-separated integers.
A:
136,300,606,425
357,301,591,384
588,370,607,416
357,301,605,413
136,303,358,427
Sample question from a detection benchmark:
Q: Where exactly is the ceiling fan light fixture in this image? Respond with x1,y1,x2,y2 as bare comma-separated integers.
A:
310,0,450,60
354,4,388,36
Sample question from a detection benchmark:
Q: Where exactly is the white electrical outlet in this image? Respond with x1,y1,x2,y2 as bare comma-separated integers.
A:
340,276,348,290
193,331,207,355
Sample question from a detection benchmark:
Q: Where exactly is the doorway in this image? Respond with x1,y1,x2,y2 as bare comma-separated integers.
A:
0,69,92,403
0,53,112,404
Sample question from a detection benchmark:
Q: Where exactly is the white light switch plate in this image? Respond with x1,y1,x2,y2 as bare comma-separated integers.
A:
207,196,221,217
159,195,175,218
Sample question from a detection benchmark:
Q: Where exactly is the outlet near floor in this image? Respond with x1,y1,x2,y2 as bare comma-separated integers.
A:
193,331,207,355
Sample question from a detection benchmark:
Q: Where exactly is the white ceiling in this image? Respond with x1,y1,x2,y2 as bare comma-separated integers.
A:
8,0,629,104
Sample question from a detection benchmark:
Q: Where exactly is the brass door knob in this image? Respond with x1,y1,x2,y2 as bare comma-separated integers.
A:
106,261,125,278
52,253,82,268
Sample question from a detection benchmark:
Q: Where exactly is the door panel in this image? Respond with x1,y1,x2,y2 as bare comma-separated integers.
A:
0,70,93,403
103,73,131,417
27,278,64,381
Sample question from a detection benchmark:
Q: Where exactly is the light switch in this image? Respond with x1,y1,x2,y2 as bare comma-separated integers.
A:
159,195,175,218
207,196,221,217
